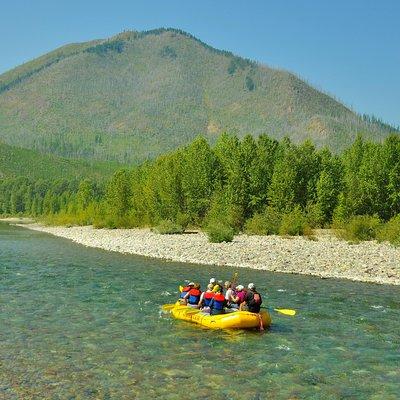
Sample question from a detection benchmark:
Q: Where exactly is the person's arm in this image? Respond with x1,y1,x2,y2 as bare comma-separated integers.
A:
240,292,250,310
229,291,237,303
232,294,239,303
198,292,205,307
209,298,214,309
184,291,190,300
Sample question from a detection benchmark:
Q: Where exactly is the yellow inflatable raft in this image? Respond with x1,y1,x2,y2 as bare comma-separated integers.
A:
170,304,271,330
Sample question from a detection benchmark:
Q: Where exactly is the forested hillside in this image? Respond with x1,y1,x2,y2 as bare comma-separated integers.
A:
0,28,396,164
2,134,400,245
0,142,119,180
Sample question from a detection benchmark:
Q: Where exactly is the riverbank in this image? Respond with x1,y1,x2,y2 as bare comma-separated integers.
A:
10,222,399,286
0,217,35,224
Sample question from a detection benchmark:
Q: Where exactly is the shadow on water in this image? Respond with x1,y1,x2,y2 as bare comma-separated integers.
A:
1,222,400,399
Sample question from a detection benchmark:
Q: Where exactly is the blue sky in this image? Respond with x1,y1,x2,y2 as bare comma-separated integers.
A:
1,0,399,127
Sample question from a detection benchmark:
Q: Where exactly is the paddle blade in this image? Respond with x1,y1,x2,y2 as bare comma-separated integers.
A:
179,285,183,293
274,308,296,316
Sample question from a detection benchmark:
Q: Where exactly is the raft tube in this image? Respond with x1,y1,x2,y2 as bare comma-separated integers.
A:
170,304,271,330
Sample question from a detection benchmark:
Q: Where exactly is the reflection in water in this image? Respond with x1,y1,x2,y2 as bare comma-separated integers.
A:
1,223,399,399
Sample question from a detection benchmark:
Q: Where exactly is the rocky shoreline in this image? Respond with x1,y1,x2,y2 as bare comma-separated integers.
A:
12,223,400,286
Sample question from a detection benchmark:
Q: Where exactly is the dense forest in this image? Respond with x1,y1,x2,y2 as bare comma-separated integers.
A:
1,133,400,244
0,142,119,180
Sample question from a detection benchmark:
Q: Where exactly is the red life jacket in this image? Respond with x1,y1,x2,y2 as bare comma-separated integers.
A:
211,293,226,310
188,288,202,305
203,291,214,307
179,285,191,299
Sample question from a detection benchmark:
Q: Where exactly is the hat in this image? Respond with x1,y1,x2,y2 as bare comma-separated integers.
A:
209,278,216,284
188,282,195,286
236,285,244,291
248,283,256,290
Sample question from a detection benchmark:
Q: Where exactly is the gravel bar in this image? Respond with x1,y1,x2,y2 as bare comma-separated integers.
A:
18,224,400,286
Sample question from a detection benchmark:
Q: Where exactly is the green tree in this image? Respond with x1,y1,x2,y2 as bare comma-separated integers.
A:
10,191,24,214
181,137,217,223
315,150,343,223
144,152,184,222
106,170,131,218
316,171,338,223
77,179,96,210
213,133,247,225
42,190,58,214
382,135,400,218
268,143,297,212
247,135,279,213
294,141,322,207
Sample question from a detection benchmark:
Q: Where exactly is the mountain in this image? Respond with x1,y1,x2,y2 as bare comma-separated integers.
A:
0,142,118,180
0,28,397,163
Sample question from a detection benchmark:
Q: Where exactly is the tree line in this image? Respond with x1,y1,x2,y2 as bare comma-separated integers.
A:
1,133,400,236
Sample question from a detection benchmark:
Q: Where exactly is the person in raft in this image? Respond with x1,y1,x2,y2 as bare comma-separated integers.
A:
224,281,238,309
240,283,262,313
179,282,194,304
199,283,215,312
234,285,246,306
184,283,202,308
208,287,227,315
212,280,224,293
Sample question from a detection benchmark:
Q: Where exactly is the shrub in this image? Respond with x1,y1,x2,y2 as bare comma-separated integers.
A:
377,215,400,246
153,219,184,234
279,206,310,236
305,202,325,228
205,192,243,232
41,203,99,227
41,212,79,227
339,215,381,242
245,207,281,235
85,40,124,55
245,213,267,235
176,212,190,230
93,215,137,229
160,45,177,59
332,193,351,228
205,221,234,243
245,76,255,91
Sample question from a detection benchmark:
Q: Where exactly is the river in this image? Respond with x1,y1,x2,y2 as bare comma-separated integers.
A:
1,222,399,399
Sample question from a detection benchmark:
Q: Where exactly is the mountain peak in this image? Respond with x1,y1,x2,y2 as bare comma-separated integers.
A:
0,28,396,163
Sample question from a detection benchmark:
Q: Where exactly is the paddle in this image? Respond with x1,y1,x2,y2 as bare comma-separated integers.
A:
262,306,296,316
230,272,238,288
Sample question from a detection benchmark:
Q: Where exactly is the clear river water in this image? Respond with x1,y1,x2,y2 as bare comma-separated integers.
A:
1,222,399,399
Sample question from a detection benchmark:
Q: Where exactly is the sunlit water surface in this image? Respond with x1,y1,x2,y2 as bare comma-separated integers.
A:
0,223,399,399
